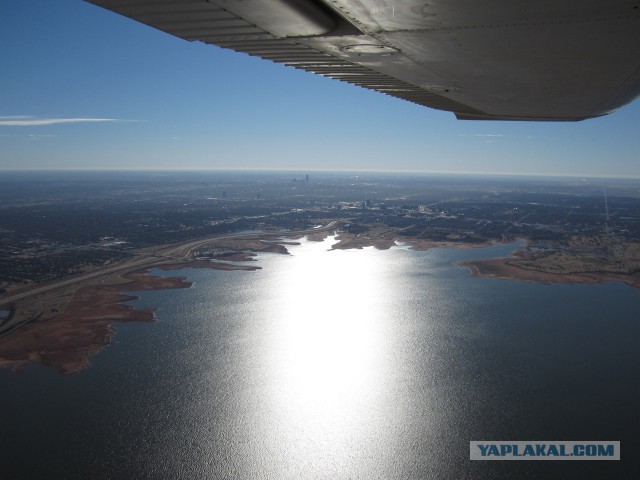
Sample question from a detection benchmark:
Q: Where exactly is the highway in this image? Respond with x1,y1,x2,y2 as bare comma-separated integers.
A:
0,222,339,308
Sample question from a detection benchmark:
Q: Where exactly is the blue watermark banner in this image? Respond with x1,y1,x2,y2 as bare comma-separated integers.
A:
470,441,620,461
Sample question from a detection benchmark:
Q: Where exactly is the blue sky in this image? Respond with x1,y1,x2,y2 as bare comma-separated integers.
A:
1,0,639,177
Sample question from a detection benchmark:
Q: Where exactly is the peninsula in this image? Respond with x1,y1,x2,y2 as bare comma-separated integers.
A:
2,172,640,373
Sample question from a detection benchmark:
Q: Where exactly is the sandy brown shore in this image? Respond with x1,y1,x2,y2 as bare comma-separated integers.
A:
4,226,638,374
0,258,261,374
0,271,192,374
0,229,304,374
0,229,309,374
335,229,640,290
459,257,640,289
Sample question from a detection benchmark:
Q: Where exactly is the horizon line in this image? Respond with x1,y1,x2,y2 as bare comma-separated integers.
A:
0,168,639,180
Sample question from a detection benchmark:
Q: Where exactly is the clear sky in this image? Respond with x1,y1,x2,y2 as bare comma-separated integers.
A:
1,0,639,177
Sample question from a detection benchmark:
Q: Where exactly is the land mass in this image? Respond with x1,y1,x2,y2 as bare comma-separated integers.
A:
0,231,316,373
458,235,640,288
3,172,640,374
4,224,640,374
0,271,189,374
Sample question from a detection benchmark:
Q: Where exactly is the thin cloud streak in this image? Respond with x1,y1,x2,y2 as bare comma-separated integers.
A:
28,134,58,140
0,117,124,127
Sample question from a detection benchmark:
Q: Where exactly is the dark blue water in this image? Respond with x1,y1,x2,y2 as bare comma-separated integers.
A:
1,238,638,479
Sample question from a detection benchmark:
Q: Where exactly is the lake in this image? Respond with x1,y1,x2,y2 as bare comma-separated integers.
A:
0,236,638,479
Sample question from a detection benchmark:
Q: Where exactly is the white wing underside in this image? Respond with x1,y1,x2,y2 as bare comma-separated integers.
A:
88,0,640,121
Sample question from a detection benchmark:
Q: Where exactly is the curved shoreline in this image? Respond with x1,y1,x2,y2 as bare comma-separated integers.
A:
0,260,261,374
2,227,638,374
0,270,191,374
458,257,640,289
0,230,301,374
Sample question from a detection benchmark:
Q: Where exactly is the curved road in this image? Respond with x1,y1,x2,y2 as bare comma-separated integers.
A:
0,222,340,308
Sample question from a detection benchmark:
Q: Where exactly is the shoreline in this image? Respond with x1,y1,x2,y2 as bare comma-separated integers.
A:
0,257,264,374
458,257,640,289
2,228,638,374
0,270,193,374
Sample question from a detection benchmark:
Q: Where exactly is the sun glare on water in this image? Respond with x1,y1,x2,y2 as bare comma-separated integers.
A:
255,235,397,473
275,237,383,405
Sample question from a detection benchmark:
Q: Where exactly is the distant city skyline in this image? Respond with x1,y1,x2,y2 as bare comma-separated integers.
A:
2,0,640,177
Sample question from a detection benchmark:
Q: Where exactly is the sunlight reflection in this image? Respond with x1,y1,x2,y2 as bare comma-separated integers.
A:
269,236,386,426
237,235,444,478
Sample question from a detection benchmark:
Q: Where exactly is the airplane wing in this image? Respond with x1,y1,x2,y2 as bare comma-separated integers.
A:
87,0,640,121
